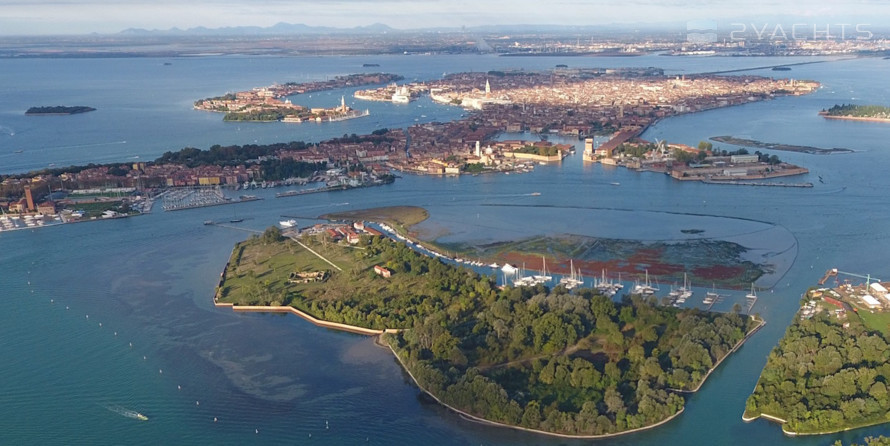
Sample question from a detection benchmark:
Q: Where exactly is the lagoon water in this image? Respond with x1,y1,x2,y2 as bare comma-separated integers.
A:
1,53,890,445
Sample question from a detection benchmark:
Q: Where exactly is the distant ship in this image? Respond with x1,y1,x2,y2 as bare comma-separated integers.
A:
771,66,792,71
362,63,380,67
391,85,411,103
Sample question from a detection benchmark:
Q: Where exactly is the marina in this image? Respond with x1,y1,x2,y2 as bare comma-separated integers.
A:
161,187,261,211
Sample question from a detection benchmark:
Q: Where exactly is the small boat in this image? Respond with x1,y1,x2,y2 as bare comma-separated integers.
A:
203,220,213,225
279,219,297,228
229,218,244,223
107,405,149,421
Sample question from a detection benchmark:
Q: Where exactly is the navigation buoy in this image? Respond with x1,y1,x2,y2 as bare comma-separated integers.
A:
177,385,181,390
196,401,199,406
214,417,218,422
159,369,162,374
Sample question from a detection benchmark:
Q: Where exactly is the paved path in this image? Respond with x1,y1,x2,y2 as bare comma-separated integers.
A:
290,236,342,271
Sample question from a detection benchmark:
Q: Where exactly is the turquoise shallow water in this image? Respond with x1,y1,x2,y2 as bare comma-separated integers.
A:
1,54,889,445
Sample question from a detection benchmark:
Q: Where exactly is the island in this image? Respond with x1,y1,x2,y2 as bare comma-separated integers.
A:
25,105,95,115
744,273,890,435
710,136,854,155
586,139,811,186
193,73,401,122
820,104,890,123
214,208,764,438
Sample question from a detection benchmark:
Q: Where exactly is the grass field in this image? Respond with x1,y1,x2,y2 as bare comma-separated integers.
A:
219,234,380,305
218,232,435,315
854,309,890,336
68,200,135,218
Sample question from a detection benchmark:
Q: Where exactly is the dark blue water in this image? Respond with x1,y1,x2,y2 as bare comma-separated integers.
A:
1,54,889,445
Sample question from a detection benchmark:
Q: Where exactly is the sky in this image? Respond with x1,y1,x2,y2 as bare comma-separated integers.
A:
1,0,889,35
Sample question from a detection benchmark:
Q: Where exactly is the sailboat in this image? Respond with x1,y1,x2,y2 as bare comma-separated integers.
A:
634,270,658,295
676,273,693,302
745,283,758,312
514,262,535,287
746,283,757,300
559,260,584,289
531,256,553,284
595,269,620,296
703,283,719,305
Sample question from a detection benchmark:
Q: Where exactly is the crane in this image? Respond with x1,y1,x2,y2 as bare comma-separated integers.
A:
818,268,882,286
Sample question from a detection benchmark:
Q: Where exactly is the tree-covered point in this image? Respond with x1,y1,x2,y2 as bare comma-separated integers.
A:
155,141,311,167
745,309,890,434
25,105,96,115
388,287,758,436
514,144,563,157
328,131,395,145
837,436,890,446
824,104,890,119
463,162,485,173
223,111,284,122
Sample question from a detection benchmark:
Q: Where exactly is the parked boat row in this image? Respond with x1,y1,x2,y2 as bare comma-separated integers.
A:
367,223,758,312
594,269,624,296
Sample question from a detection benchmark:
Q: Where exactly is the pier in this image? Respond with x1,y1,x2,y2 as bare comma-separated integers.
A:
701,180,813,188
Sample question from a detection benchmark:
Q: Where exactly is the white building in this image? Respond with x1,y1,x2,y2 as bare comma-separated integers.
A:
862,294,881,309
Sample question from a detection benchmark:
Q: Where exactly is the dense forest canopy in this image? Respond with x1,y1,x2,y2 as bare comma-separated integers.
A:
745,308,890,434
155,141,311,167
824,104,890,118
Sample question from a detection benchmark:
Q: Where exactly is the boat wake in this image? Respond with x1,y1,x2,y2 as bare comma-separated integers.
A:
106,405,149,421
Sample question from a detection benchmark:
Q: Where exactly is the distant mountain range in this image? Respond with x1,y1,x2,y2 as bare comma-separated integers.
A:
118,22,680,36
119,22,399,36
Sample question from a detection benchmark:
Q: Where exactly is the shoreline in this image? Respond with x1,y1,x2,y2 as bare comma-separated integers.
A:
381,336,687,439
819,112,890,124
213,301,397,336
743,409,890,437
674,315,766,394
